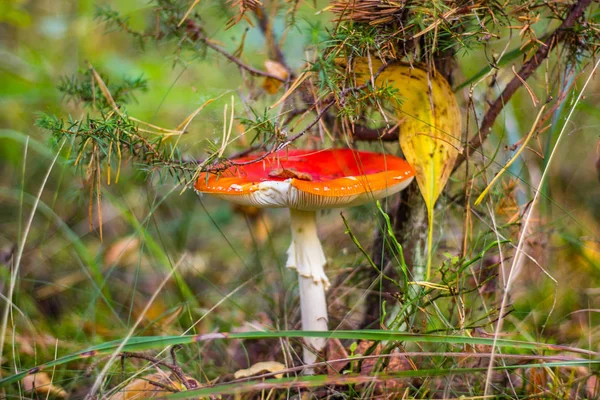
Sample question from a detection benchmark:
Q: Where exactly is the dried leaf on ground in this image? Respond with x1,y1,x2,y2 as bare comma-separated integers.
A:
11,333,58,356
326,338,349,375
104,237,141,267
234,361,286,379
354,341,412,394
23,372,67,398
107,372,199,400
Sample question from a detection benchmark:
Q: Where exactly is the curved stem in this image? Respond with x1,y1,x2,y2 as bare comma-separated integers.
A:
286,209,329,370
424,207,434,281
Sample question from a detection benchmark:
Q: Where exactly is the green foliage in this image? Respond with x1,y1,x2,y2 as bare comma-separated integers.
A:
94,0,210,65
58,71,147,110
240,108,283,147
36,66,200,191
94,4,148,46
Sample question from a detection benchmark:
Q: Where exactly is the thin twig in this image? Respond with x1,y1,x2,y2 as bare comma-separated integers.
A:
191,25,288,82
120,352,192,390
351,124,399,142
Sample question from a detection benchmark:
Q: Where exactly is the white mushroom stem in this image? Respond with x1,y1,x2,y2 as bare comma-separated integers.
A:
286,209,329,369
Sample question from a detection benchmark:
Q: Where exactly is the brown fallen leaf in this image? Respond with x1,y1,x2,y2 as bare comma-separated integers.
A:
326,338,349,375
11,333,58,356
104,236,141,267
585,371,598,398
354,341,412,395
132,296,168,326
234,361,286,379
263,60,289,94
23,372,67,398
107,372,200,400
268,167,313,181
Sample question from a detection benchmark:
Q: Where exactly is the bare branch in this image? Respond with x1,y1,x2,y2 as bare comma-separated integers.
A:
254,7,291,73
186,20,288,82
351,124,399,142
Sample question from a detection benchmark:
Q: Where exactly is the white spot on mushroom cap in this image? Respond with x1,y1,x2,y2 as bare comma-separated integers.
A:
393,171,413,179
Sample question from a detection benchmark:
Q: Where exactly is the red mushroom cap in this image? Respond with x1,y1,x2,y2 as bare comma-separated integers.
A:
195,148,414,210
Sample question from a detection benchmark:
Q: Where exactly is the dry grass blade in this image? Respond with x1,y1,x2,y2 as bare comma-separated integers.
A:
217,96,235,159
410,7,460,40
270,71,311,109
512,65,540,106
177,0,202,27
176,99,218,132
170,95,225,159
88,62,119,114
130,118,184,136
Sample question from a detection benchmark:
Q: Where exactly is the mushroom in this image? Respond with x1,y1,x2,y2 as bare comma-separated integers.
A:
195,148,414,367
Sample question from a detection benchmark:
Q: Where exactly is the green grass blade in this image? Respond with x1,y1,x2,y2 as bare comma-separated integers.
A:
165,360,600,399
1,330,597,387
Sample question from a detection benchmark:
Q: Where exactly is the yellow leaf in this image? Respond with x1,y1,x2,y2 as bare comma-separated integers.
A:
351,58,462,279
234,361,286,379
582,240,600,266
